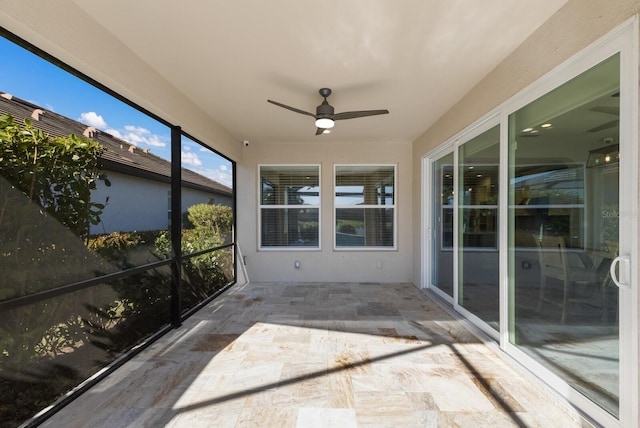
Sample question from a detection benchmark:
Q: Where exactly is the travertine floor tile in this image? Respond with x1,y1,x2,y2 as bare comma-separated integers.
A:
296,408,358,428
41,282,586,428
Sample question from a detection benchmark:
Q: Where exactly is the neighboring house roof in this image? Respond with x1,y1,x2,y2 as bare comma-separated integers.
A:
0,92,232,197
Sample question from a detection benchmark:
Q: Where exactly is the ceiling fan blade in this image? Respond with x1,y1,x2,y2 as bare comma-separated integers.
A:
333,109,389,121
315,127,326,135
587,119,618,132
267,100,315,117
589,106,619,116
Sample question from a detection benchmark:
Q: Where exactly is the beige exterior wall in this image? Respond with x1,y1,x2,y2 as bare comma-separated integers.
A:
0,0,241,161
411,0,640,286
0,0,413,283
1,0,638,290
238,140,413,282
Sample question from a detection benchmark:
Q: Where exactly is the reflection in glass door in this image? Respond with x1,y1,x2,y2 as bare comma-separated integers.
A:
431,152,454,297
508,54,620,417
458,125,500,330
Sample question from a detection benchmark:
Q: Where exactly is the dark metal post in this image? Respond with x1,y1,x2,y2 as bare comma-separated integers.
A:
232,160,237,284
170,125,182,327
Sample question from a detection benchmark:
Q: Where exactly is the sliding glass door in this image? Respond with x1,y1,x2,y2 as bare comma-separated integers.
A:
458,125,500,330
429,152,454,297
424,23,637,425
508,53,621,418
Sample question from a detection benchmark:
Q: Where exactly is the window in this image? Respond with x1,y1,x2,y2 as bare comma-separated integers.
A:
458,125,500,250
259,165,320,249
512,163,585,249
334,164,396,249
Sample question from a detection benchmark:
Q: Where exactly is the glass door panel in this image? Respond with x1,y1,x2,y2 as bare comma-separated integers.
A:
431,152,454,297
458,125,500,330
508,54,620,417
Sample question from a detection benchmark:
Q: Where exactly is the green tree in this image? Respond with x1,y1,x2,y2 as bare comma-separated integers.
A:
0,114,111,369
0,114,110,239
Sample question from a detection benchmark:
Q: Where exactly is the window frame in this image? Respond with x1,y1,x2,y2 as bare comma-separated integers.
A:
258,164,321,251
333,163,397,251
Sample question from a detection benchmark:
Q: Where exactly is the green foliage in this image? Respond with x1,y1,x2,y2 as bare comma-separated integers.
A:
156,204,234,308
0,291,101,369
0,116,233,421
87,232,143,260
185,203,232,234
0,114,114,376
0,114,110,239
154,226,227,283
86,230,163,269
84,268,171,353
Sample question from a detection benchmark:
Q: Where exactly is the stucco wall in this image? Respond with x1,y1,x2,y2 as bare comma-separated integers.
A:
237,140,413,283
411,0,640,286
91,171,169,234
91,171,232,234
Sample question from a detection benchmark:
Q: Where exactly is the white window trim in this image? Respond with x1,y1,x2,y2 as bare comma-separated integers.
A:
258,164,321,251
333,163,397,251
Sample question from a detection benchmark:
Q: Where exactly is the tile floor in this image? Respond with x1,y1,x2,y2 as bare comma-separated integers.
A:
41,282,591,427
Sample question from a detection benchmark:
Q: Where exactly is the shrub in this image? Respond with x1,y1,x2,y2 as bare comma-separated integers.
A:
186,203,232,234
155,204,233,308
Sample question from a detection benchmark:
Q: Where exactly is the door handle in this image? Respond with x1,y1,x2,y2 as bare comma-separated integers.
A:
610,255,631,289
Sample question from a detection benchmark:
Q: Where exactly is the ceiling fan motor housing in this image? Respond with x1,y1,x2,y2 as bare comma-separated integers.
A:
316,101,334,118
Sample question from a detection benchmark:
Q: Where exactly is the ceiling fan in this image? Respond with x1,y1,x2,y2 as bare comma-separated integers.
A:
268,88,389,135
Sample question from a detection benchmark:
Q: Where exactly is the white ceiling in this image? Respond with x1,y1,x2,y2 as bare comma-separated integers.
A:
73,0,567,145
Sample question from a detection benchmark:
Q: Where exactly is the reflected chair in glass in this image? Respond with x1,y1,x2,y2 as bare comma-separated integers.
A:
601,240,619,323
533,234,597,324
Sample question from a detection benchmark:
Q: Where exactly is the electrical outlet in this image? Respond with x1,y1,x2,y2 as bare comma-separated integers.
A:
294,260,301,269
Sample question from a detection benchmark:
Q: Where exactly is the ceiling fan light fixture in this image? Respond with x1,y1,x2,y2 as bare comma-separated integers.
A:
586,143,619,168
315,117,334,129
268,88,388,135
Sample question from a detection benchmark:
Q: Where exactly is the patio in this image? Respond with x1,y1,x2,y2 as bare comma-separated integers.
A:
40,282,589,427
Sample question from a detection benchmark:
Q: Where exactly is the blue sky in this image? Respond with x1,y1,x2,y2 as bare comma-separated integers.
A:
0,37,232,187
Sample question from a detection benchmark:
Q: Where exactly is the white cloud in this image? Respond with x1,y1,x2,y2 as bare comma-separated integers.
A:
191,166,232,187
76,111,168,151
78,111,107,128
145,135,166,147
124,132,145,145
182,151,202,166
124,125,150,135
220,165,228,171
210,170,232,187
124,127,167,148
106,128,124,140
112,123,167,148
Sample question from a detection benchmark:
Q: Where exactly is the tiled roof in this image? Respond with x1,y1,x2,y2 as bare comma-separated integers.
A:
0,93,232,196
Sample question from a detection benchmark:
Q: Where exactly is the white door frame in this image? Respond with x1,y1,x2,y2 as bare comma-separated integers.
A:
420,16,638,427
421,143,454,302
